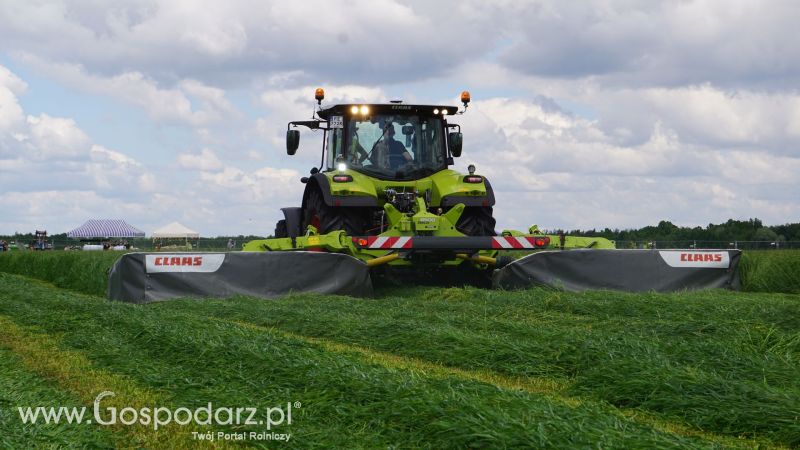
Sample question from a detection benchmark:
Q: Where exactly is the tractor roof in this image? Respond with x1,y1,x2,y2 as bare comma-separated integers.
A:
317,103,459,120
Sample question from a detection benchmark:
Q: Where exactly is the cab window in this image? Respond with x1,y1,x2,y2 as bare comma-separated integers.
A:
325,128,343,170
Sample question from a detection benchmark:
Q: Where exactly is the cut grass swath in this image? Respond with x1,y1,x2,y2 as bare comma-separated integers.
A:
160,288,800,447
222,317,782,450
1,249,799,447
0,316,226,449
0,348,120,449
0,273,740,449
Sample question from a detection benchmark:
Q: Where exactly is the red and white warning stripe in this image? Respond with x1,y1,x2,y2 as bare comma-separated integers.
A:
491,236,544,249
363,236,413,249
353,235,550,250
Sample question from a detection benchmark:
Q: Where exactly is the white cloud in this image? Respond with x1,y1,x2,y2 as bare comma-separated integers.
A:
0,64,27,94
497,1,800,88
580,84,800,153
198,165,300,201
0,0,498,85
177,148,224,171
0,66,27,148
0,65,158,204
85,144,157,192
454,96,800,230
178,79,238,119
0,64,308,235
25,114,91,160
14,54,239,127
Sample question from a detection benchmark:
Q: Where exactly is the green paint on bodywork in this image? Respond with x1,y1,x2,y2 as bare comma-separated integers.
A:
242,198,495,266
327,169,486,206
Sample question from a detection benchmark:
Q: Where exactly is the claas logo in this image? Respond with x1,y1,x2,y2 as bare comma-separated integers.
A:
680,253,723,262
153,256,203,266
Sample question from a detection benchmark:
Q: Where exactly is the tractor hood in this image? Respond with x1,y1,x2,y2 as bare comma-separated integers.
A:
321,169,495,208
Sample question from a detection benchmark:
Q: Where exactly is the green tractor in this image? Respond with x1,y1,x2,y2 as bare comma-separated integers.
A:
244,89,611,267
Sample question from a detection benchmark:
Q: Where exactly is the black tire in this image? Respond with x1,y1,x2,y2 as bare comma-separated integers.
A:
274,219,288,238
456,206,497,236
303,188,367,235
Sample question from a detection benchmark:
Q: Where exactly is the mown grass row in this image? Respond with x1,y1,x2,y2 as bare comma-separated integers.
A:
0,348,120,449
740,250,800,293
0,273,732,449
157,287,800,447
0,318,204,449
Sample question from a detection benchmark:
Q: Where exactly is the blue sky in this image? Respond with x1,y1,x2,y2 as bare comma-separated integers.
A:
1,0,799,236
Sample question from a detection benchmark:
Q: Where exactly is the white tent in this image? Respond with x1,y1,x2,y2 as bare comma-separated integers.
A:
151,222,200,239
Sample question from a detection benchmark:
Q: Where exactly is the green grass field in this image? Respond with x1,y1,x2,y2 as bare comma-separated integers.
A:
0,251,798,448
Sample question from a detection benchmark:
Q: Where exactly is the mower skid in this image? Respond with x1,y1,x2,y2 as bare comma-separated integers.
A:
107,252,372,303
492,249,742,293
351,235,551,251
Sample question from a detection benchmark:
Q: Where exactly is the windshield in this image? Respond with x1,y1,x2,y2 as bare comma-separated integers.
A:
334,114,446,179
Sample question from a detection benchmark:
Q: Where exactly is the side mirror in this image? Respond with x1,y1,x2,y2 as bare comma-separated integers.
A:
286,130,300,155
448,132,463,157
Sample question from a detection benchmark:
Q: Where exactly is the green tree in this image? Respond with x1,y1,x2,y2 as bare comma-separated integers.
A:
753,227,778,241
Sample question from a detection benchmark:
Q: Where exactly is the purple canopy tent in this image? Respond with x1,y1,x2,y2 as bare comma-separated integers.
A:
66,219,145,239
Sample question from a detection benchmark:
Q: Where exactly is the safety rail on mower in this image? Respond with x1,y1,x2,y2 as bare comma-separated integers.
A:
350,235,551,267
242,230,553,268
351,235,550,250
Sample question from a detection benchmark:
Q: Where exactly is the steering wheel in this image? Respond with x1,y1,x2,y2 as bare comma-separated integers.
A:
395,160,418,173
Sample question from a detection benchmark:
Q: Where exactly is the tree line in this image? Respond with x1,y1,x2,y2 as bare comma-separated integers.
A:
2,219,798,246
558,218,799,243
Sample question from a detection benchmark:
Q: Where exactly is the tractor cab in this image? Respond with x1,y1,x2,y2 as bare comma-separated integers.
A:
317,104,462,181
285,90,469,182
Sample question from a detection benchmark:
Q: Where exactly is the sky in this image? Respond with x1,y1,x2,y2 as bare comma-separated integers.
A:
1,0,799,236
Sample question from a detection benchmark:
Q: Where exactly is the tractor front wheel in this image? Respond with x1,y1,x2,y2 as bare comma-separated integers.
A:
303,188,366,235
456,206,497,236
274,219,288,238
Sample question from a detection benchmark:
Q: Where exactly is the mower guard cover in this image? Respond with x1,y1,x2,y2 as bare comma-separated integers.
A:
107,252,372,303
493,249,741,292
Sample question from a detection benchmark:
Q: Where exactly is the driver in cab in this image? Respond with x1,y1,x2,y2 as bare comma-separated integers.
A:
374,123,412,170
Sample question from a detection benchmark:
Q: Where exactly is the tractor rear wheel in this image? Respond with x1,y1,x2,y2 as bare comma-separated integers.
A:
456,206,497,236
303,188,366,235
274,219,288,238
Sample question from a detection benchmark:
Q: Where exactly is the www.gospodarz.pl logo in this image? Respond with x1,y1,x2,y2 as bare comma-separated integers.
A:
15,391,297,433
